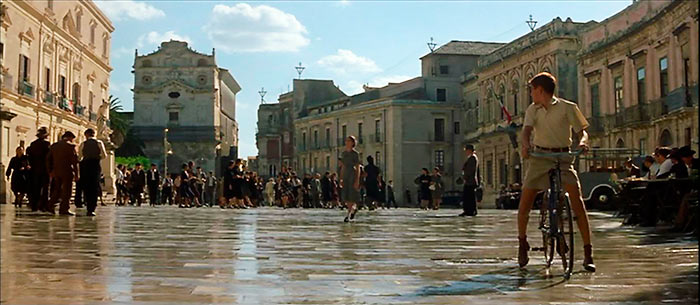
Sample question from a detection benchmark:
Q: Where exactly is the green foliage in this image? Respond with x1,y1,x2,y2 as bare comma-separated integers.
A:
108,95,129,138
116,156,151,168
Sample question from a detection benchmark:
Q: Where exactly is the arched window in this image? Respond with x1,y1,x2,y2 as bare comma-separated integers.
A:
616,138,625,148
659,129,672,147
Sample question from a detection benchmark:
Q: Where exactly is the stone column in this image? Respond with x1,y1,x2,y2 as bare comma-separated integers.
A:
0,105,18,204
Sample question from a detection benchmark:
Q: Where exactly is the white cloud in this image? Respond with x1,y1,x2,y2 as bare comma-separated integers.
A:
95,0,165,21
317,49,381,75
203,3,310,53
138,31,191,47
345,75,413,95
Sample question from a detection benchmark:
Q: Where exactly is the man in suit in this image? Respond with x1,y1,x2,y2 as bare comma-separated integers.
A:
204,171,217,207
78,128,107,216
146,163,160,206
26,127,51,212
47,131,79,215
460,144,479,217
130,163,146,206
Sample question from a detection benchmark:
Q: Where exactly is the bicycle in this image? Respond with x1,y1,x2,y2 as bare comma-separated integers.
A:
529,149,583,280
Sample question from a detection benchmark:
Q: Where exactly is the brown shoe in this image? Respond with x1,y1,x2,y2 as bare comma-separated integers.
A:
518,237,530,268
583,244,596,272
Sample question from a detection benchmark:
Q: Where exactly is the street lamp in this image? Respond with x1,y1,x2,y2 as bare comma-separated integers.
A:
163,128,171,175
295,62,305,79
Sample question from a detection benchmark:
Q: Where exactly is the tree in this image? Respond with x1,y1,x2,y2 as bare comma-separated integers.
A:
108,95,128,139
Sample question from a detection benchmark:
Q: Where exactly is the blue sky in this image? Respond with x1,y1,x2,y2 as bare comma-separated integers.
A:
96,0,633,158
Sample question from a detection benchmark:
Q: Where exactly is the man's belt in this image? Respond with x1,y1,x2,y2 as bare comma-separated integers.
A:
535,146,570,153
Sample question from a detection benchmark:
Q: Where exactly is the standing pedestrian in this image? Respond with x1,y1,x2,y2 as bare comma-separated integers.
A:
26,127,51,212
146,163,160,206
205,171,217,207
5,146,30,208
460,144,479,216
329,172,340,209
340,136,361,222
78,128,107,216
430,167,444,210
311,173,322,208
364,156,381,209
387,180,397,208
415,168,431,210
47,131,79,215
129,163,146,206
195,167,207,205
161,174,174,205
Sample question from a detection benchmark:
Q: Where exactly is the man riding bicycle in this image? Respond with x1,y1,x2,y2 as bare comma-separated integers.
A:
519,72,596,272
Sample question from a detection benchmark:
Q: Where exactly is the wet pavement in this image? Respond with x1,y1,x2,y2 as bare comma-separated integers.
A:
1,205,697,304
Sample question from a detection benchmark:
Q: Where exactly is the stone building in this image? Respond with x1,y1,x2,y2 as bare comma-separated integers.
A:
0,0,116,203
259,41,503,205
578,0,698,154
462,17,594,204
132,41,240,175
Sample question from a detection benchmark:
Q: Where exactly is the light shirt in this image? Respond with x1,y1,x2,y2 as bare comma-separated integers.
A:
523,97,589,148
78,137,107,160
656,158,673,178
648,162,660,179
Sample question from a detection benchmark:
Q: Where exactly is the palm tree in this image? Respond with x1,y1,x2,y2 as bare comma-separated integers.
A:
108,95,128,138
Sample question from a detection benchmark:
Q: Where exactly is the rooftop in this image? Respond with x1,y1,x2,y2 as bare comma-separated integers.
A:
421,41,505,58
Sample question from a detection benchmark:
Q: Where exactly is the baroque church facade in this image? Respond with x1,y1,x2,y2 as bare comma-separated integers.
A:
132,40,240,174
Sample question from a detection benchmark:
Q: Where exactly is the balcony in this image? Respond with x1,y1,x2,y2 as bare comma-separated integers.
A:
649,87,698,119
58,97,71,111
19,81,34,97
74,104,85,117
368,133,383,144
622,103,649,127
587,116,605,135
43,91,56,105
607,112,624,128
89,112,97,121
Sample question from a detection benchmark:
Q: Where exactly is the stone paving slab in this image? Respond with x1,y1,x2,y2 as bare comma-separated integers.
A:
1,205,697,304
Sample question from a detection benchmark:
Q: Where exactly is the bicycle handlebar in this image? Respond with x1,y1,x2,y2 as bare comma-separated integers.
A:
529,149,584,158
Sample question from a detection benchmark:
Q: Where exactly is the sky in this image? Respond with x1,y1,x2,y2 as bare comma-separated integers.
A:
95,0,633,158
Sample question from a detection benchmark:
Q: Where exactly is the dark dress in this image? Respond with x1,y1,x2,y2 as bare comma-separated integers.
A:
179,170,194,199
223,167,234,199
6,155,30,193
231,166,244,199
364,163,381,201
415,174,431,201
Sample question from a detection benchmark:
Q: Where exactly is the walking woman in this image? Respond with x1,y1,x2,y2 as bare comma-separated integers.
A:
340,136,361,222
179,163,194,208
430,167,444,210
5,146,30,208
415,168,432,210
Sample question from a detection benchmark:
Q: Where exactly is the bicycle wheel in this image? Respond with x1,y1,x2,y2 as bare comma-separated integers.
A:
559,194,575,279
540,191,556,268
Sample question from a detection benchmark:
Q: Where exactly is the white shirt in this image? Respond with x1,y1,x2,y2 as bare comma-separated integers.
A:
656,158,673,178
649,162,661,179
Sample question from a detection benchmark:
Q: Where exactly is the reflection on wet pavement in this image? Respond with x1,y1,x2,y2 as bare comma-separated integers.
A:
1,205,697,304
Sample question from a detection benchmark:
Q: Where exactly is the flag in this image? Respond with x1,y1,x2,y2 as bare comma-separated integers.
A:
492,91,512,123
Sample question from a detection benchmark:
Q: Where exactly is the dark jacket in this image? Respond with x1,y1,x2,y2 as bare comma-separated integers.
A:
462,154,480,186
130,169,146,190
26,138,50,174
147,169,160,187
47,140,79,179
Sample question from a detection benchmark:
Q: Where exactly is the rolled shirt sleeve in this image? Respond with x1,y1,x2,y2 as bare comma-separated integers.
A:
523,103,536,127
567,103,589,133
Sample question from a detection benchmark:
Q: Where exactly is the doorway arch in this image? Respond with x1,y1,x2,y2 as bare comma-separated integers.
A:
659,129,672,147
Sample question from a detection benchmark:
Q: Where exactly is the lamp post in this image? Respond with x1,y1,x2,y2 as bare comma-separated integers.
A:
295,62,305,79
163,128,170,175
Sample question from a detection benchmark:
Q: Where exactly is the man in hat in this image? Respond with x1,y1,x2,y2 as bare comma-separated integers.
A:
47,131,79,215
78,128,107,216
679,146,699,177
460,143,480,217
26,127,51,212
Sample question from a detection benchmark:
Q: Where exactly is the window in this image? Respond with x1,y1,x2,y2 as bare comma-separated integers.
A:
375,151,381,167
499,158,506,186
659,57,669,97
342,125,347,143
590,83,600,117
475,98,480,122
439,65,449,75
302,132,306,150
313,130,318,148
169,112,179,122
486,160,493,186
434,118,445,141
90,24,96,45
436,88,447,102
326,155,330,170
512,85,519,115
613,76,623,113
637,67,646,104
358,122,363,144
313,157,318,171
59,75,66,97
374,119,380,142
454,121,460,134
325,128,330,147
19,55,30,81
45,68,51,91
435,150,444,168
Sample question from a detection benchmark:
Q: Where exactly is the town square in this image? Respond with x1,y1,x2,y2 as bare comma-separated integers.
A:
0,0,698,304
